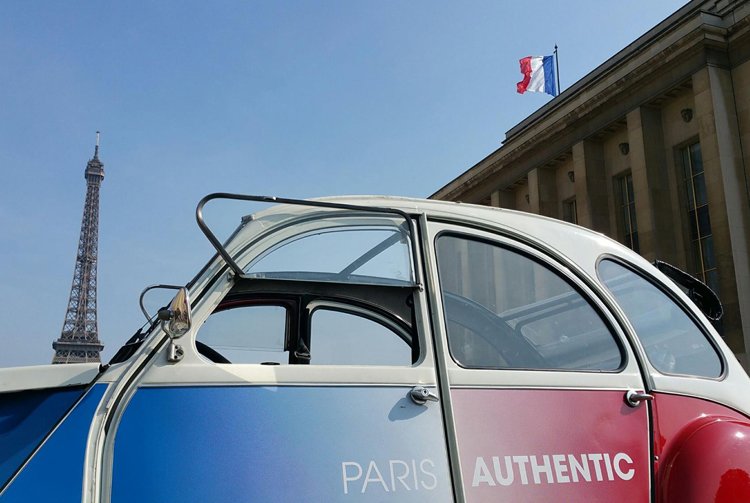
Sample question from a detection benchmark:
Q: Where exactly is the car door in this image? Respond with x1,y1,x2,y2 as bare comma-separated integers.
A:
104,214,454,502
426,222,651,502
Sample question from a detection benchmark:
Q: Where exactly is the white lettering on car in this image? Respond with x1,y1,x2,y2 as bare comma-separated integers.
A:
341,459,438,495
552,454,570,483
530,455,554,484
420,459,438,490
472,452,635,487
493,456,514,486
389,460,410,491
589,453,605,481
614,452,635,481
568,454,591,482
473,457,495,487
362,461,389,493
342,462,363,495
513,455,530,485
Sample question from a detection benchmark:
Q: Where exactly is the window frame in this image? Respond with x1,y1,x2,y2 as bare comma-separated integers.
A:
614,171,639,253
676,140,719,292
307,300,415,366
562,197,578,224
195,297,296,365
238,218,417,287
434,230,627,373
194,276,421,367
595,254,726,380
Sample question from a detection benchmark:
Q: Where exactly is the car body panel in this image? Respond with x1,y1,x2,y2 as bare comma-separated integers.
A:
2,195,749,503
453,389,649,502
1,384,106,501
111,386,452,502
653,392,750,503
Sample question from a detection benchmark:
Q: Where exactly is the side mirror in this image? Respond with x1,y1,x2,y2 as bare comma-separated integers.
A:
158,287,192,339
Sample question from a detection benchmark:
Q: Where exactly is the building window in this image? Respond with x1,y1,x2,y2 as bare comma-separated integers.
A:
616,173,639,253
562,198,577,224
680,142,718,292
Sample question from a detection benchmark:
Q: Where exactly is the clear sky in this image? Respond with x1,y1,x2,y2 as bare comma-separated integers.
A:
0,1,688,367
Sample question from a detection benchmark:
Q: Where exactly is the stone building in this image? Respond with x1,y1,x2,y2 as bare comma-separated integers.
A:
431,0,750,366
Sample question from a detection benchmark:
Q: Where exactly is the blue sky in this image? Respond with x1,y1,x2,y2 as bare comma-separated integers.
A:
0,1,687,367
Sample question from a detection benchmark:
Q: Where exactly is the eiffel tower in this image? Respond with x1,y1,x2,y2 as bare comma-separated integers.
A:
52,132,105,364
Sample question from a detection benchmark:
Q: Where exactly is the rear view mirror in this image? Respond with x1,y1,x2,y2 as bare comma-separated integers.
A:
158,287,192,339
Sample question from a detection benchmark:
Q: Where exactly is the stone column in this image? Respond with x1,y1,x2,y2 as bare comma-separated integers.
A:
693,65,750,358
626,107,678,262
572,140,610,233
491,189,516,209
527,168,559,218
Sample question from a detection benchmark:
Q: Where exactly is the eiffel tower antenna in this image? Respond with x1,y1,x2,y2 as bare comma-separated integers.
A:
53,132,105,363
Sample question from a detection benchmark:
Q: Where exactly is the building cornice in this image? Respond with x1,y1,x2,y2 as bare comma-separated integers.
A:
432,0,747,202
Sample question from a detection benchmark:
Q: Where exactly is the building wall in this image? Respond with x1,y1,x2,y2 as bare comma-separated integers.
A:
735,59,750,183
432,0,750,367
555,160,576,207
513,183,529,212
660,88,695,268
602,128,629,242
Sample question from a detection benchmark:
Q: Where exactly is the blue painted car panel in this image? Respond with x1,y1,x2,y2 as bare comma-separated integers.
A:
0,386,87,489
112,386,452,502
1,384,106,502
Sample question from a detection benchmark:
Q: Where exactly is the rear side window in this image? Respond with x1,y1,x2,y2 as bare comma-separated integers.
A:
598,259,722,377
436,234,622,371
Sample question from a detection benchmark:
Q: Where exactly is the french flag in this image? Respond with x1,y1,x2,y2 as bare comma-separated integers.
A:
517,56,557,96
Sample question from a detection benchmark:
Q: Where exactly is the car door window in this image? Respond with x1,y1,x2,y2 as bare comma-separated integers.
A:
436,234,623,371
197,301,413,366
309,307,412,365
196,304,289,364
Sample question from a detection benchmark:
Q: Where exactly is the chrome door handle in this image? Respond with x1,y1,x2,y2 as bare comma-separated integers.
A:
410,386,439,405
625,389,654,408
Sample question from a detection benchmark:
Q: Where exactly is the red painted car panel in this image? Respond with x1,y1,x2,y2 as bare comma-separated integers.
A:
452,388,650,502
653,392,750,502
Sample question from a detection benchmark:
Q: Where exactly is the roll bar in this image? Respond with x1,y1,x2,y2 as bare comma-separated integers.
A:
195,193,423,288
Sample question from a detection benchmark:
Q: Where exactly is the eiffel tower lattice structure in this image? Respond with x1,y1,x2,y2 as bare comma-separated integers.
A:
53,133,106,364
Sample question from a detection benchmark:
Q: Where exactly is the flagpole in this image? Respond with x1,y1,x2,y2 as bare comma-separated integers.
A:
554,44,561,96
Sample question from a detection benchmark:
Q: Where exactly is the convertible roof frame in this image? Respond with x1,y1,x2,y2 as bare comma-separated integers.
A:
195,193,423,289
